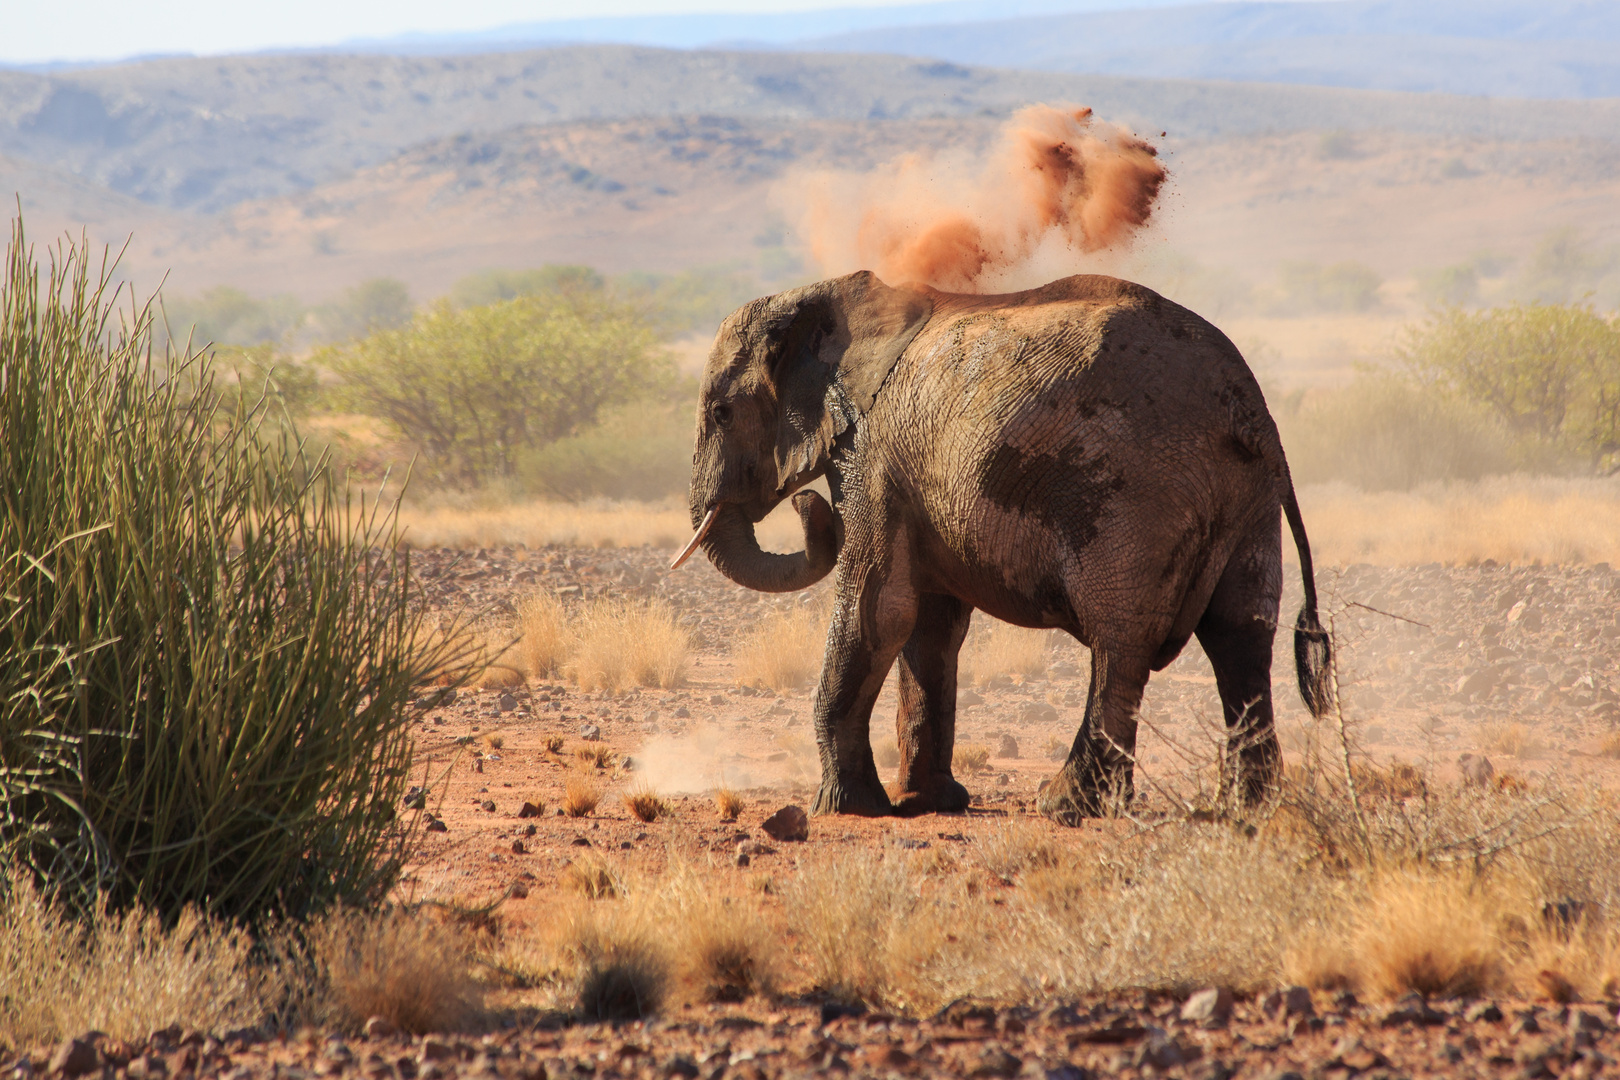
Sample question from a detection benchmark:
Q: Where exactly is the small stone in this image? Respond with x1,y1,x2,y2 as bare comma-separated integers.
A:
517,801,543,819
510,840,526,854
1132,1028,1187,1070
363,1017,397,1041
1458,753,1495,787
673,706,691,718
522,823,537,836
1569,1009,1607,1037
975,1044,1021,1076
507,881,530,899
996,733,1020,759
1262,986,1313,1019
1509,1010,1541,1036
424,819,448,833
571,836,592,847
47,1040,98,1078
1180,987,1233,1028
736,840,777,857
1329,1036,1386,1071
958,690,984,707
1465,1001,1503,1023
579,724,601,741
497,693,518,713
761,804,810,842
480,800,496,813
735,852,751,868
419,1038,454,1063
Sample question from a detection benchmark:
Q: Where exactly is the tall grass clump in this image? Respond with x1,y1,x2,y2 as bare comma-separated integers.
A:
733,601,829,691
0,221,466,921
566,598,689,692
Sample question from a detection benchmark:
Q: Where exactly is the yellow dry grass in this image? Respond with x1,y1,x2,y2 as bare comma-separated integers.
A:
564,774,602,818
398,496,806,553
959,620,1049,687
515,590,570,679
1297,476,1620,567
714,788,744,821
563,853,624,900
309,907,484,1034
1481,721,1547,760
574,743,616,769
567,598,690,692
955,744,992,774
1344,873,1508,999
623,785,671,824
732,600,830,691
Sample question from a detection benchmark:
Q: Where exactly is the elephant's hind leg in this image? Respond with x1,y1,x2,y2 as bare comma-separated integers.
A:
1036,645,1150,825
888,593,973,816
1195,520,1284,806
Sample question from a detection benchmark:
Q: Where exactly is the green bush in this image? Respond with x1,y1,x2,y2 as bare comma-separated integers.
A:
1278,374,1512,491
1399,302,1620,472
322,292,671,486
312,278,414,342
1274,260,1383,314
162,285,306,348
449,265,604,308
0,222,464,921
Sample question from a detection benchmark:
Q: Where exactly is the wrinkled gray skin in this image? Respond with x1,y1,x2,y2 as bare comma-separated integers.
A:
684,270,1332,823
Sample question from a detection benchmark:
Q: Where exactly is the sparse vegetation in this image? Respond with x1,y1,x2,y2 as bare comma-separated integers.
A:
959,620,1050,687
733,601,830,691
306,906,485,1034
564,775,602,818
1481,721,1547,760
955,744,992,774
623,786,671,823
566,598,690,692
714,788,744,821
563,854,623,899
575,744,616,769
0,222,465,921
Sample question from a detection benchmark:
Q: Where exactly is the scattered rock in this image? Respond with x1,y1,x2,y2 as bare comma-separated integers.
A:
1328,1035,1386,1072
1261,986,1313,1019
1381,993,1445,1027
362,1017,397,1040
47,1040,97,1078
510,839,526,854
424,818,448,833
735,851,751,868
996,733,1020,759
761,804,810,842
579,724,602,741
1019,702,1059,724
1458,752,1494,787
517,801,543,818
1464,1001,1503,1023
974,1044,1021,1076
958,690,984,707
1180,987,1233,1028
673,706,691,718
419,1038,455,1063
736,840,776,857
480,800,496,813
497,692,518,712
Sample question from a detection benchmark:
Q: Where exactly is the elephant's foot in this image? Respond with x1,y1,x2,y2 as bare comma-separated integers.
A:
1036,757,1134,826
886,775,970,817
812,770,894,817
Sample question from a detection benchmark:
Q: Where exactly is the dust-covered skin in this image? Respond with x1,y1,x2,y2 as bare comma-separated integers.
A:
683,271,1333,823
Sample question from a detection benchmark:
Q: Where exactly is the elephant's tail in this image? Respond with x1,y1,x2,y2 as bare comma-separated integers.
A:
1284,478,1334,718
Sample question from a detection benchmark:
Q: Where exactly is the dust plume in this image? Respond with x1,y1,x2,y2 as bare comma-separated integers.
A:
791,104,1168,293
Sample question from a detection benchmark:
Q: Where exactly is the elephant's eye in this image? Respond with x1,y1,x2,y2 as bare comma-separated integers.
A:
711,402,734,429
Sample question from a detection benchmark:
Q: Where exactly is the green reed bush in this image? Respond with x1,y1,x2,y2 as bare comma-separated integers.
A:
0,221,467,921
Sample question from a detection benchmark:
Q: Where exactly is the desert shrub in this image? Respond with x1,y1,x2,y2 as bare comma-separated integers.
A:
733,600,830,691
161,285,306,348
656,864,779,1002
623,786,670,824
305,906,484,1034
321,290,670,485
564,853,623,900
955,745,992,773
449,265,605,309
1278,374,1512,491
714,788,743,821
1345,873,1508,999
1399,302,1620,472
311,277,414,342
0,222,464,920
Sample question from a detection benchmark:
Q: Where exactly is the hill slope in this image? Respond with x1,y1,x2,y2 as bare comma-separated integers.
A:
3,45,1618,213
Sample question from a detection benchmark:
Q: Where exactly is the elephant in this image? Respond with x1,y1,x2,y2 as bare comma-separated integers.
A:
672,269,1333,823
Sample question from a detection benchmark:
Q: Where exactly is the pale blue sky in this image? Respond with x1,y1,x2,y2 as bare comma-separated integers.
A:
4,0,1234,66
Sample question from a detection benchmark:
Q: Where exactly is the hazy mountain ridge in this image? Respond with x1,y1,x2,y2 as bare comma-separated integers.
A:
4,44,1619,215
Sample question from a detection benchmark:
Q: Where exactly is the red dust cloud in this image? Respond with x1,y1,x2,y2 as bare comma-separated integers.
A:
793,104,1168,294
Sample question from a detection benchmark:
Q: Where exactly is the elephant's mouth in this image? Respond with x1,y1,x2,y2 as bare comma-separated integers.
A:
669,504,719,571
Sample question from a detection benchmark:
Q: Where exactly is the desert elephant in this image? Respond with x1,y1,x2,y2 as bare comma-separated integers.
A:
672,270,1333,823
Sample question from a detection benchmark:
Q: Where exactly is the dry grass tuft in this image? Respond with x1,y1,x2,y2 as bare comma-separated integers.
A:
568,912,668,1020
1347,873,1508,999
575,744,616,769
310,907,484,1034
564,774,602,818
516,590,571,678
568,598,690,692
955,744,992,774
483,733,504,750
733,601,829,691
715,788,744,821
564,853,625,900
959,620,1049,687
1481,721,1547,760
0,872,267,1044
544,734,566,754
658,865,780,1002
623,785,671,824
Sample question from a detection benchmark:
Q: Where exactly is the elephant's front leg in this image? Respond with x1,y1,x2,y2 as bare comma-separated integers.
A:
810,566,919,817
888,593,972,816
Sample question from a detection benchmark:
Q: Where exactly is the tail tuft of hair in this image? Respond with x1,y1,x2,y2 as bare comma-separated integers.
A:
1294,604,1334,718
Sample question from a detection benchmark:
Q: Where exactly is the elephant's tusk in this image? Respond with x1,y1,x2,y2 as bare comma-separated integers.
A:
669,505,719,570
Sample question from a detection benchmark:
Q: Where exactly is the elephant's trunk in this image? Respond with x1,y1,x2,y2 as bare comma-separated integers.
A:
693,491,840,593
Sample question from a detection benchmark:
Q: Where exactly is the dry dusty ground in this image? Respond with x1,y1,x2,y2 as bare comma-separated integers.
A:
283,544,1618,1077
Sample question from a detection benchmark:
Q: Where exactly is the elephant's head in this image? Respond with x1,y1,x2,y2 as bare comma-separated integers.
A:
672,271,933,592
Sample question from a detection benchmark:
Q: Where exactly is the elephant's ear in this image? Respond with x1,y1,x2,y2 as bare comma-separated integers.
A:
820,270,935,414
768,271,932,494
